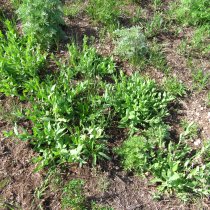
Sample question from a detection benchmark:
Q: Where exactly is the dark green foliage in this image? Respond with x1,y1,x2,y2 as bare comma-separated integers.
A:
17,0,65,47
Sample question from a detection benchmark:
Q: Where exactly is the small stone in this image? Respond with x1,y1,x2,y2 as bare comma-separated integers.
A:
194,139,201,146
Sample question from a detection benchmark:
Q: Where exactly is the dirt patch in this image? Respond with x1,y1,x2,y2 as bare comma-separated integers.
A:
0,128,42,209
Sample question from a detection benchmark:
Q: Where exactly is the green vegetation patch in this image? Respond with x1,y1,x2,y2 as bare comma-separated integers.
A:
116,124,210,200
0,20,46,96
17,0,65,48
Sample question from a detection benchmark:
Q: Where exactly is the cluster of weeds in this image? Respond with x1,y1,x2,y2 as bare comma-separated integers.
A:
170,0,210,55
192,69,209,91
87,0,121,30
0,20,46,96
163,77,187,97
207,92,210,107
116,123,210,201
148,40,170,72
107,72,173,132
172,0,210,26
62,179,86,210
17,0,65,48
145,12,165,38
14,38,114,168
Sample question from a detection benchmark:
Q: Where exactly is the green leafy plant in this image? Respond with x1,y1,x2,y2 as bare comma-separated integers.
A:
0,20,46,96
192,69,209,90
116,124,169,173
17,0,65,47
145,12,164,37
113,26,148,64
108,72,173,131
116,124,210,200
14,39,114,168
173,0,210,26
87,0,120,29
164,77,186,97
62,179,86,210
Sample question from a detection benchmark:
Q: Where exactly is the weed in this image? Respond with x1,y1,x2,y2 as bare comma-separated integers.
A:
108,72,173,131
180,121,199,139
62,179,86,210
163,77,186,97
170,0,210,55
172,0,210,26
0,20,46,96
145,12,164,37
131,7,144,24
192,69,209,91
63,0,85,18
152,0,163,10
13,38,113,168
116,124,210,200
87,0,120,30
116,124,169,173
17,0,65,48
0,177,10,190
207,91,210,107
0,99,23,124
91,202,114,210
113,26,148,64
191,25,210,55
148,40,170,72
10,0,22,9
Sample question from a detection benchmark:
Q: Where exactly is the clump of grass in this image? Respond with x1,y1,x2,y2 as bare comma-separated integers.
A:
148,40,170,72
87,0,120,30
145,12,165,38
170,0,210,55
180,120,200,140
192,69,209,91
207,92,210,107
62,179,86,210
163,77,186,97
172,0,210,26
63,0,85,18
